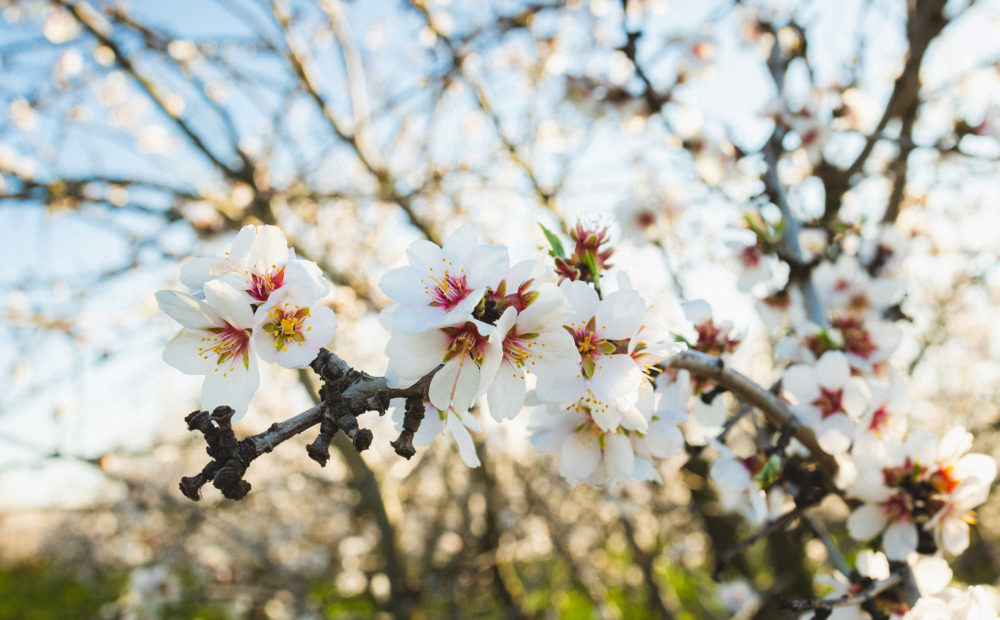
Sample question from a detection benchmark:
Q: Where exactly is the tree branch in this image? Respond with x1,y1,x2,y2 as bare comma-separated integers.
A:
178,348,432,501
667,350,838,479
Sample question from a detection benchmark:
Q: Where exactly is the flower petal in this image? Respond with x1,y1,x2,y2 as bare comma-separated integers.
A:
200,348,259,421
162,329,217,374
247,225,289,272
204,279,253,328
385,329,449,387
379,266,429,306
560,280,599,325
604,433,635,482
179,256,219,291
882,520,917,560
847,504,886,542
447,411,481,467
428,361,460,411
413,405,444,447
156,289,220,329
595,289,646,340
487,365,526,421
558,432,600,483
590,354,642,403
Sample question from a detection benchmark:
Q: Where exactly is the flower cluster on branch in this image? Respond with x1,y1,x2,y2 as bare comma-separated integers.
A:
158,218,996,617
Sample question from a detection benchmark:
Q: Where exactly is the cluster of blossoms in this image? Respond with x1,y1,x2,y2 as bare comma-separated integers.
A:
380,223,684,479
159,218,997,616
157,225,337,418
723,215,997,617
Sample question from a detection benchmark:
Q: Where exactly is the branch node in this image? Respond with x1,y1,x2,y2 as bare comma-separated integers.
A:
391,396,426,459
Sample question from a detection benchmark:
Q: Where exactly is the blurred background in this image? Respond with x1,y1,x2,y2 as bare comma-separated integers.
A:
1,0,1000,617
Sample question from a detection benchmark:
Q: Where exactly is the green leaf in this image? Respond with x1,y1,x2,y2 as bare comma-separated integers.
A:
672,333,692,347
754,453,782,489
538,223,566,258
581,251,599,280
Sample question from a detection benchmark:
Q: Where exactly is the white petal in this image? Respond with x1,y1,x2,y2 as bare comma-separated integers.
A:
478,307,517,397
284,257,330,301
560,280,599,325
817,415,855,454
178,256,218,291
487,365,526,421
841,379,869,419
589,397,622,432
940,518,970,556
855,550,890,580
413,405,444,447
204,279,253,328
815,351,851,387
529,408,576,453
911,556,951,596
468,244,509,289
604,433,635,481
428,361,460,411
645,420,685,458
247,225,288,271
882,521,918,560
529,330,581,377
405,239,443,265
450,362,481,412
536,371,585,404
847,504,887,541
558,432,601,482
590,354,642,403
692,397,727,428
681,299,712,325
229,225,256,261
782,363,818,404
200,349,259,421
618,405,650,433
939,427,973,463
379,266,428,306
595,289,646,340
443,224,478,260
162,329,217,374
447,411,481,467
385,330,448,387
631,457,662,483
156,289,220,329
516,282,570,332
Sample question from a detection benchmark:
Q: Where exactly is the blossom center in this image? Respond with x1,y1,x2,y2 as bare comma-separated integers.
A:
883,493,912,523
694,320,740,356
812,387,844,418
503,330,531,367
248,265,285,302
832,316,877,359
868,406,889,433
426,270,470,311
441,322,489,363
262,305,311,351
199,322,251,371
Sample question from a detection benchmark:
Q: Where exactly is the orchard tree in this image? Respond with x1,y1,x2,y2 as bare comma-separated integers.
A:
2,0,1000,618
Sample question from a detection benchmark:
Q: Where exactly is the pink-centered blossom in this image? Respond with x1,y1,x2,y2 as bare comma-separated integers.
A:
544,280,650,419
529,397,639,485
157,279,259,419
845,428,995,560
783,351,869,454
252,285,337,369
181,225,328,304
477,282,579,422
379,225,508,333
